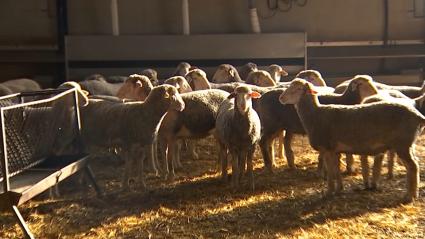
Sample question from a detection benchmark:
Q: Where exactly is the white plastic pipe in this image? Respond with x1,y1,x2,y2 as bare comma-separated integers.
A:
182,0,190,35
248,0,261,33
111,0,120,36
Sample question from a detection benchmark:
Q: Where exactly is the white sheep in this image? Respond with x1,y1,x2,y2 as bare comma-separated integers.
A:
279,79,423,202
215,86,261,190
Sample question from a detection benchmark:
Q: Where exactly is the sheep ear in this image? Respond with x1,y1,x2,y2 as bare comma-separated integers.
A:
250,91,261,99
229,68,235,77
164,91,170,98
227,92,236,99
135,80,143,87
280,69,289,76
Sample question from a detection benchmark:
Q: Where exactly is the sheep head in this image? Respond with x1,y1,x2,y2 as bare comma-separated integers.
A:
239,62,258,80
212,64,240,83
174,62,192,77
349,75,378,102
228,86,261,115
148,85,185,112
139,69,159,86
117,74,153,101
185,69,211,90
268,64,288,82
164,76,192,93
247,71,277,87
279,78,317,105
296,70,326,87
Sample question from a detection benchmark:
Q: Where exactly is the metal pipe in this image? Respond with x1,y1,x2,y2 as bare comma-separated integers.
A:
182,0,190,35
1,109,10,192
111,0,120,36
248,0,261,33
56,0,68,53
307,39,425,47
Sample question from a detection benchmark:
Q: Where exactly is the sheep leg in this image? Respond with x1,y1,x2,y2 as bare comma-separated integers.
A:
344,154,354,175
335,153,343,193
218,141,228,182
239,151,247,181
187,140,199,160
387,150,395,179
158,138,169,177
173,140,183,170
259,133,275,173
145,143,159,176
231,151,240,189
323,151,336,196
136,146,147,190
284,132,295,169
247,149,255,191
360,155,370,189
397,147,419,202
166,140,177,180
277,131,285,159
121,150,131,190
317,152,326,179
370,153,383,190
152,141,161,176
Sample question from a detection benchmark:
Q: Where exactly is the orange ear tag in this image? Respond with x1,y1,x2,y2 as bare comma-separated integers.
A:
309,89,318,95
250,91,261,98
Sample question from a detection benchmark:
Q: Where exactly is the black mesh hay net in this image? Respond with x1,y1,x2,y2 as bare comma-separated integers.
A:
0,90,81,181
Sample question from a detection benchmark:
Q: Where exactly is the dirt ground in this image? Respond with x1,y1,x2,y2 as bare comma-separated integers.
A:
1,135,424,238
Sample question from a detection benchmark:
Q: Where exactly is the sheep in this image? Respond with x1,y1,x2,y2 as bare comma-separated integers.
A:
139,69,159,86
115,75,159,174
334,78,425,98
80,85,185,189
267,64,288,83
106,75,128,83
0,78,42,96
215,86,261,190
185,68,272,94
116,74,153,101
173,62,192,77
256,75,378,173
212,64,244,83
84,74,107,82
245,70,277,87
238,62,258,81
78,77,124,96
157,89,230,179
279,78,422,202
164,76,193,93
357,85,425,188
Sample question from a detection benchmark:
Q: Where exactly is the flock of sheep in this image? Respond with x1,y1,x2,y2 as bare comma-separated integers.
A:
2,61,423,203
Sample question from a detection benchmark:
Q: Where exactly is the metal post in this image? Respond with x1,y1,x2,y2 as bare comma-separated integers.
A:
12,205,35,239
0,109,10,192
72,89,84,154
111,0,120,36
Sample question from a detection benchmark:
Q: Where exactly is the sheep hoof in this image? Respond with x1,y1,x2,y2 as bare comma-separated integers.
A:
387,174,394,180
166,174,175,182
402,195,414,204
